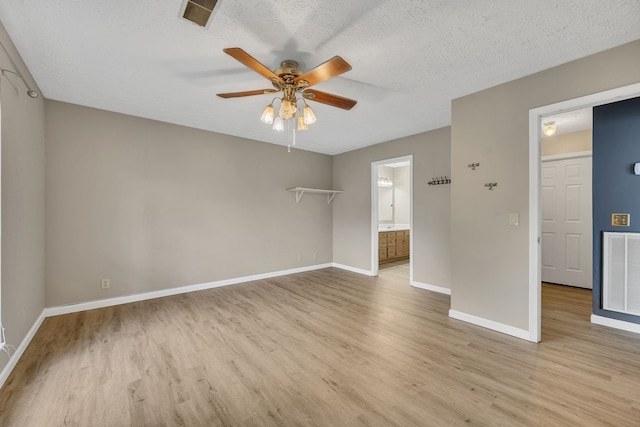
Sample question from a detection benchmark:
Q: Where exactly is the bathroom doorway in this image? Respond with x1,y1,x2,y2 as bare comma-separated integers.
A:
371,155,413,280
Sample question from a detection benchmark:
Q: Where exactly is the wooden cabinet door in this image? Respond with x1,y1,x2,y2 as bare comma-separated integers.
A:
386,232,396,257
404,231,410,256
379,232,388,261
396,235,406,257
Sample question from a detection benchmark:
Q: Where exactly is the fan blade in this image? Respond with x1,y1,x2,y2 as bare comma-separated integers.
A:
295,56,352,88
223,48,283,83
302,90,357,110
217,89,278,98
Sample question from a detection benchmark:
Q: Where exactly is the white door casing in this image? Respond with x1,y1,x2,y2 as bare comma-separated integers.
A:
529,82,640,343
541,154,592,289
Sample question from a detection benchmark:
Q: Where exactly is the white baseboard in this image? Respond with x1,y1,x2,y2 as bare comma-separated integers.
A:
411,281,451,295
0,309,46,389
591,314,640,334
331,263,375,276
449,309,532,341
45,263,333,317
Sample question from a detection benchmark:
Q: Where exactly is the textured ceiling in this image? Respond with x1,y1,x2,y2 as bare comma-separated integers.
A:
1,1,639,154
543,108,593,138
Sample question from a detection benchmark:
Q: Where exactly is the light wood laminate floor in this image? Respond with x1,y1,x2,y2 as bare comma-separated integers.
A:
0,268,639,426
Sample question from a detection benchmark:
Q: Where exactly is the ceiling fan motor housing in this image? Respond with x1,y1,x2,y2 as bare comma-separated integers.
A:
276,60,302,78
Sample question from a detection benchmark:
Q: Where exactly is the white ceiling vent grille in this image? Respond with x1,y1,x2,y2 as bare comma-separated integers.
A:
181,0,218,28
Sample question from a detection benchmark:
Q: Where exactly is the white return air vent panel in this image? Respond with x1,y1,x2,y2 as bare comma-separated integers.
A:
603,232,640,316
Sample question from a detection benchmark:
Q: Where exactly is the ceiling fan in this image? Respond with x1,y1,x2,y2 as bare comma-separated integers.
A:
217,47,357,131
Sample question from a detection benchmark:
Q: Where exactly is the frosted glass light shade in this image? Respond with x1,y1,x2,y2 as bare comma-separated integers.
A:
260,103,275,124
303,105,317,124
279,99,296,119
272,116,284,131
297,115,308,131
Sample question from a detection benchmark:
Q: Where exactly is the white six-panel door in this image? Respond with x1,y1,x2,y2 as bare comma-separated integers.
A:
541,155,592,289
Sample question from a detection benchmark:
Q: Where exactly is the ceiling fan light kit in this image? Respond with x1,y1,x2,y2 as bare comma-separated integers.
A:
217,47,357,150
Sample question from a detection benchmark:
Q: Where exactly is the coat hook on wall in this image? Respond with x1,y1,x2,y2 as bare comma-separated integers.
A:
428,176,451,186
484,183,498,190
468,163,480,170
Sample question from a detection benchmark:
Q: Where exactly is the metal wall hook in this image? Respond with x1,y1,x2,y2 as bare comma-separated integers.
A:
484,183,498,190
468,163,480,170
428,176,451,186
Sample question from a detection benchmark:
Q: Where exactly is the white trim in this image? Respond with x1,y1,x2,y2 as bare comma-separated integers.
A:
528,108,542,343
449,309,531,341
411,281,451,295
370,155,414,279
0,310,45,389
45,263,333,317
371,162,379,276
528,82,640,344
331,263,375,277
591,314,640,334
409,158,414,284
541,150,592,162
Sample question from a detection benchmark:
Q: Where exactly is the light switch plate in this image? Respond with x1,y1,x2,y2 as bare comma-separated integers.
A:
509,212,519,226
612,213,630,227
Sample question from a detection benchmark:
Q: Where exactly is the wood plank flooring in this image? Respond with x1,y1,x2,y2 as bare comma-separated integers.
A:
0,267,639,426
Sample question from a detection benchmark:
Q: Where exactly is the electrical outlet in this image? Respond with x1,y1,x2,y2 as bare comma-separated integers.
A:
297,254,302,262
101,278,110,289
612,213,630,227
312,252,317,260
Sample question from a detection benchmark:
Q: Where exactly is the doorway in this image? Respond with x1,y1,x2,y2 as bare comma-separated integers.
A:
371,155,413,280
528,82,640,342
540,109,593,289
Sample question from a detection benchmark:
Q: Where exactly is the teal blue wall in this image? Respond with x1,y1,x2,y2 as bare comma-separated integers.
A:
592,96,640,323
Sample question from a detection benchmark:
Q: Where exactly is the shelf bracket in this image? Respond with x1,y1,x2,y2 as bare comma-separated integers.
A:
286,187,343,205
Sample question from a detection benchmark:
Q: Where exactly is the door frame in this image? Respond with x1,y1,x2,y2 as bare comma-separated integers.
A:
371,155,413,279
528,82,640,342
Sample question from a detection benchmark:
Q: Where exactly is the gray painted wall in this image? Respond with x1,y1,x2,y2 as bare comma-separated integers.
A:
451,40,640,330
45,101,334,307
0,23,45,372
333,128,451,289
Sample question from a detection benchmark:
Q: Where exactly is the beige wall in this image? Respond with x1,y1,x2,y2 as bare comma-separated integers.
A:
377,166,393,222
333,127,451,289
451,40,640,330
394,166,410,225
0,24,45,372
541,129,592,156
45,101,333,307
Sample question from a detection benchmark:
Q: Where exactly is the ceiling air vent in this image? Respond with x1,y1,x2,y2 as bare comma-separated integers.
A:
181,0,218,27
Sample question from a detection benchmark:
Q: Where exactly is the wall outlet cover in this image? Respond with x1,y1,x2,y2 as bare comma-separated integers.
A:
611,213,630,227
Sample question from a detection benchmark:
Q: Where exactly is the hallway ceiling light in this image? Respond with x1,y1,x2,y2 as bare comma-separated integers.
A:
543,121,557,136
